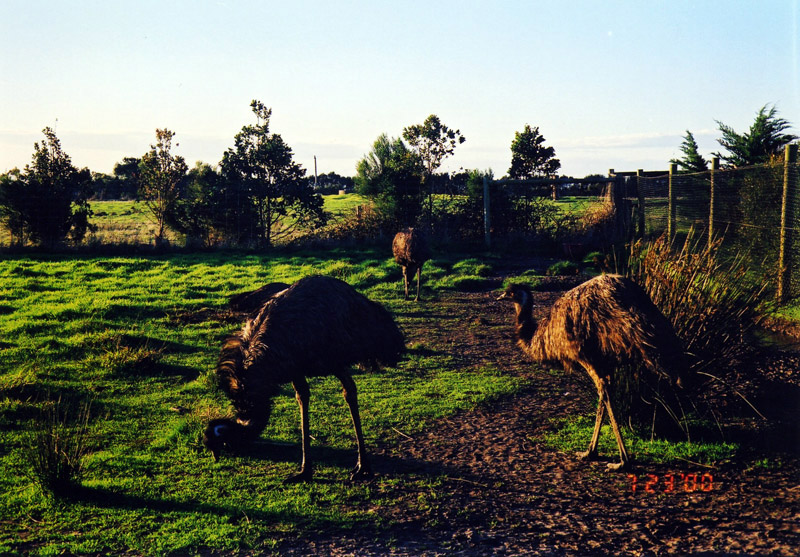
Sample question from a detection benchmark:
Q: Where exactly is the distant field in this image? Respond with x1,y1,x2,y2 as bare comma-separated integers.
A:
0,194,371,248
1,193,610,248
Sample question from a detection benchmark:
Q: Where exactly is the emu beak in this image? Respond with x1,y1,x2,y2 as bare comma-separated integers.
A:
496,291,510,301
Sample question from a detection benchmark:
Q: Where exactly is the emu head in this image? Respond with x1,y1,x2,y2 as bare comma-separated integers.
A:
497,283,533,314
202,417,241,461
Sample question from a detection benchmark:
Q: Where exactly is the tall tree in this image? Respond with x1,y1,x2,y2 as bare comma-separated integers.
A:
0,127,94,247
221,100,325,247
0,168,27,244
402,115,465,219
714,104,797,167
507,124,561,179
113,156,142,199
355,134,423,227
139,128,188,245
671,130,709,172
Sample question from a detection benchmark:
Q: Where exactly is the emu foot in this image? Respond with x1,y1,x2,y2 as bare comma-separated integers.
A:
606,461,630,472
283,468,313,484
349,463,373,481
576,450,599,461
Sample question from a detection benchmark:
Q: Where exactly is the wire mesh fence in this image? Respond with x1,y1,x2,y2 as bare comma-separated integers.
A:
633,152,800,301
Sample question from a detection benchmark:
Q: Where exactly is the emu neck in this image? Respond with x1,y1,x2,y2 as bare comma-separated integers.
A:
514,294,537,346
234,400,273,440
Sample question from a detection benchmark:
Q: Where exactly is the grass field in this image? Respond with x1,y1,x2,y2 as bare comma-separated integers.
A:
0,246,758,554
0,249,524,554
82,193,371,247
1,192,789,553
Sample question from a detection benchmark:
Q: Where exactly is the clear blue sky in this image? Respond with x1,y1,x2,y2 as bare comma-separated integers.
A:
1,0,798,178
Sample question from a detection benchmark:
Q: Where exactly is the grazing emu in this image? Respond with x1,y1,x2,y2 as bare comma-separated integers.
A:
203,275,405,483
499,274,685,471
228,282,289,315
392,228,430,301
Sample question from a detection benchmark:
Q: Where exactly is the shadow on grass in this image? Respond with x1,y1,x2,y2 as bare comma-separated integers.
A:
63,484,347,527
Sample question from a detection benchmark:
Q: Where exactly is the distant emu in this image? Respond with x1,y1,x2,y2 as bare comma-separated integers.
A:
392,228,430,301
203,276,405,483
499,274,685,471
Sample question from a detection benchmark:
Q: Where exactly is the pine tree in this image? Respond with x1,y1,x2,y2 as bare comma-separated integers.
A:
671,130,708,172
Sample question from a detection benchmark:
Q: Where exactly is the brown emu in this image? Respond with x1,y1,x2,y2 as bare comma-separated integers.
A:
203,275,405,483
499,274,685,471
392,227,430,301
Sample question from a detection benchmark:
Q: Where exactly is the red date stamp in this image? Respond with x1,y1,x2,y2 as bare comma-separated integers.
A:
628,473,713,494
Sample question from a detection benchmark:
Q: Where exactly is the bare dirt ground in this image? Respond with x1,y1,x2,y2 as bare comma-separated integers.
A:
278,273,800,556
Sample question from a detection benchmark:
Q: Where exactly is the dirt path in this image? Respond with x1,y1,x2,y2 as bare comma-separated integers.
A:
279,281,800,556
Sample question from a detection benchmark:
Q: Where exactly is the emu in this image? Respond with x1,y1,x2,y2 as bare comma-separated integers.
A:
499,274,685,471
203,275,405,483
392,227,430,301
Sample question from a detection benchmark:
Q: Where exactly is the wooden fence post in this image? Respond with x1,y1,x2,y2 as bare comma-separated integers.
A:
777,143,799,303
483,175,491,249
636,169,645,238
668,163,677,238
708,157,720,245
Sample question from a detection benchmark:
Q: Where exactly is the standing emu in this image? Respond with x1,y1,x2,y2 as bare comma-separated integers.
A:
203,275,405,483
392,227,430,301
499,274,685,471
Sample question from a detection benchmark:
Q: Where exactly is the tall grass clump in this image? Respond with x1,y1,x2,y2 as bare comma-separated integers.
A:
23,396,93,497
614,229,772,440
627,229,770,376
592,229,772,441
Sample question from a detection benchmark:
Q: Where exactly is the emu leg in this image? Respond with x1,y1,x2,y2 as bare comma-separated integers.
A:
603,396,630,471
415,267,422,301
402,266,410,300
285,378,313,483
577,395,606,461
339,373,372,480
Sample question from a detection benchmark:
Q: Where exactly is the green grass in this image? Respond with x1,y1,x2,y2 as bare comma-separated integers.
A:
0,249,520,555
322,193,369,217
540,416,738,466
0,248,758,554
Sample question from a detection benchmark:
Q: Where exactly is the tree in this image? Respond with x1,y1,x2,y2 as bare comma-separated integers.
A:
0,128,94,247
714,104,797,167
355,134,424,227
403,115,465,220
671,130,708,172
221,100,325,247
112,156,142,199
0,169,27,244
508,124,561,179
139,129,188,245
